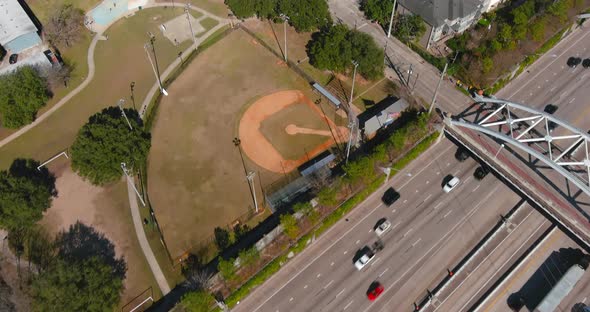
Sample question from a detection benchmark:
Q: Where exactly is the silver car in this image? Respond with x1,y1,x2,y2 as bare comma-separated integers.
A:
375,219,391,236
443,176,461,193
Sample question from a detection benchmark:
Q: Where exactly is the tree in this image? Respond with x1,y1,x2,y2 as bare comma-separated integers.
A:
360,0,394,25
47,61,74,90
394,15,426,43
225,0,257,18
0,66,49,128
255,0,279,18
343,156,376,184
70,106,151,185
280,214,299,240
181,290,215,312
0,159,57,230
238,246,260,268
32,257,124,312
547,0,570,22
308,24,384,80
217,257,237,281
530,18,546,42
278,0,331,32
317,186,338,207
482,57,494,74
293,201,312,215
214,227,231,250
44,4,85,48
233,223,250,240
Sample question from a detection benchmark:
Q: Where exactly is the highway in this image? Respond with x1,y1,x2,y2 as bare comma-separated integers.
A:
232,138,523,312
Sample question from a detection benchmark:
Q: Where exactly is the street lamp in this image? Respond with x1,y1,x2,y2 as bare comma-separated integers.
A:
345,60,359,164
279,14,290,63
247,172,259,213
117,99,133,130
387,0,398,38
144,34,168,96
121,162,146,206
185,4,198,51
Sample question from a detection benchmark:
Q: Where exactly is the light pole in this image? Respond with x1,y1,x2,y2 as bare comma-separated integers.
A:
387,0,397,38
280,14,289,62
121,162,146,206
430,63,448,114
346,60,359,164
233,138,258,213
247,172,259,213
145,33,168,96
185,4,198,50
144,43,168,96
117,99,133,130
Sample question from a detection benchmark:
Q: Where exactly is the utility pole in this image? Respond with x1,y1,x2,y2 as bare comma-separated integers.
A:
387,0,397,38
117,99,133,130
185,4,197,50
346,60,359,164
247,172,259,213
429,63,448,114
280,14,289,62
144,42,168,96
130,81,136,109
406,64,413,86
146,33,168,96
121,162,146,206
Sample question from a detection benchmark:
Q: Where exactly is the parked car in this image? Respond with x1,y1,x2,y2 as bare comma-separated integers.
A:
474,166,490,180
567,57,582,68
43,49,59,65
381,187,400,206
354,248,375,270
8,54,17,64
367,282,384,301
375,219,392,236
443,176,461,193
455,147,470,162
583,58,590,68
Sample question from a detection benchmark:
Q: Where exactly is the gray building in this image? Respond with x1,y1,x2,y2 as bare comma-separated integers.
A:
398,0,505,49
0,0,41,53
357,98,409,140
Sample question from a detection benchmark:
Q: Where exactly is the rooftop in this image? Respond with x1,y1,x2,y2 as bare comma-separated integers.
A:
398,0,484,28
0,0,37,46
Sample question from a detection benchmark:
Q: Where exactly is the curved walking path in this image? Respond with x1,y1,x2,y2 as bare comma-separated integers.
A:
0,0,229,297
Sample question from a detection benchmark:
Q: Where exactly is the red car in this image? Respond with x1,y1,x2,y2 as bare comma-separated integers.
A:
367,282,384,301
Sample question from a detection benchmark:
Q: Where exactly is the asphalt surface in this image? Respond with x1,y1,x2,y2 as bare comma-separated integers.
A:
232,137,524,312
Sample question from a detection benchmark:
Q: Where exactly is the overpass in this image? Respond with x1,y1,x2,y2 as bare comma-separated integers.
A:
443,97,590,248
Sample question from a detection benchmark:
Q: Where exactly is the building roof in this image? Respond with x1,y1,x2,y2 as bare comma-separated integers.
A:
0,0,38,46
398,0,484,28
358,97,409,136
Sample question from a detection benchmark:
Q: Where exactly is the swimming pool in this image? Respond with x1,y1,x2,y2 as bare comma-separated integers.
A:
89,0,130,26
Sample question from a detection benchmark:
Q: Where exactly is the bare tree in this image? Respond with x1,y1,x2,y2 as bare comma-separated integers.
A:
44,5,85,48
184,268,212,291
47,62,74,90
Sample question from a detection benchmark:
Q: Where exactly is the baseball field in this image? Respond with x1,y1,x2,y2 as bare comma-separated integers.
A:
147,28,348,259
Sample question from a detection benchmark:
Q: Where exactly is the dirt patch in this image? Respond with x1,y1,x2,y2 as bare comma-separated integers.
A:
39,161,160,305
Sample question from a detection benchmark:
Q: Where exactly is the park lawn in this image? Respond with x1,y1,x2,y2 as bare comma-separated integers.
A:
26,0,101,23
352,78,397,110
147,28,338,260
199,17,219,34
156,0,229,17
0,7,191,169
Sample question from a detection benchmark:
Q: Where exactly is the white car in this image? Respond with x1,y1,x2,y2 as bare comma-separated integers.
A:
443,176,461,193
354,251,375,270
375,220,392,236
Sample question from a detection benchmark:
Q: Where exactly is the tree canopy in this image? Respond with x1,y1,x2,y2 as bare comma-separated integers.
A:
360,0,394,25
70,107,151,185
45,4,85,48
225,0,331,32
31,222,126,311
394,15,426,43
0,66,49,128
181,290,215,312
0,159,57,230
307,24,384,80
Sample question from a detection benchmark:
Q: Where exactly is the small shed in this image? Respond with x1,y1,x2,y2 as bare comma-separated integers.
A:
357,97,409,139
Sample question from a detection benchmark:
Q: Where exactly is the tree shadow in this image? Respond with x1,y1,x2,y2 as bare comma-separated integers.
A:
9,158,57,197
55,221,126,279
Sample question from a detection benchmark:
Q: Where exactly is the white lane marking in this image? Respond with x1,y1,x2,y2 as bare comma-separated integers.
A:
453,170,460,176
343,250,348,255
336,289,346,298
379,268,389,277
289,297,293,302
391,209,396,213
369,184,503,312
304,285,308,289
412,238,422,247
371,257,381,266
569,97,576,104
426,180,430,184
317,273,321,278
331,262,335,266
434,202,443,210
355,240,360,244
436,171,440,175
550,87,556,92
463,176,472,184
583,297,587,303
368,229,373,233
537,85,541,89
403,228,413,237
250,144,456,312
344,300,354,310
508,29,590,98
472,185,480,192
403,199,408,203
424,194,432,202
391,221,400,230
443,210,453,218
415,189,419,193
447,162,450,166
375,203,383,209
324,280,334,289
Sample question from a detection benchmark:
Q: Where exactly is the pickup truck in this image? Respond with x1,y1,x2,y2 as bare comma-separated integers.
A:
354,250,375,270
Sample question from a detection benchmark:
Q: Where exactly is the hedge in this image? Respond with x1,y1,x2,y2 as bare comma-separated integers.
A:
223,130,440,308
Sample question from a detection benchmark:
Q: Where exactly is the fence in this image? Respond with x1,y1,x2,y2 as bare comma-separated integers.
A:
121,287,154,312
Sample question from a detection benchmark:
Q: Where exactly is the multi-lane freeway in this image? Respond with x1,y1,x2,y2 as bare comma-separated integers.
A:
231,3,590,312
